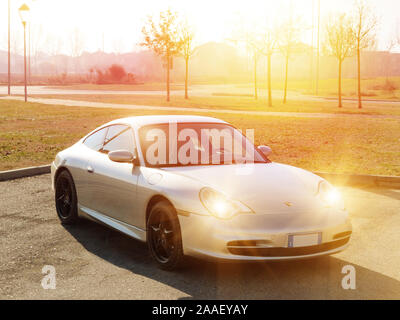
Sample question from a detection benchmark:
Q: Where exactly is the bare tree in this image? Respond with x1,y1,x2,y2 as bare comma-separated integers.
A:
44,33,63,74
397,21,400,46
279,16,303,104
228,18,263,101
113,37,124,55
261,26,278,107
70,27,84,57
246,34,264,101
383,22,400,83
179,22,195,99
141,9,182,102
384,39,396,82
353,0,378,109
31,23,46,74
324,14,355,108
70,27,85,73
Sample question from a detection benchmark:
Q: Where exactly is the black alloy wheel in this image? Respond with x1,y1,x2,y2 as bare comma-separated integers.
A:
147,201,184,270
55,170,78,225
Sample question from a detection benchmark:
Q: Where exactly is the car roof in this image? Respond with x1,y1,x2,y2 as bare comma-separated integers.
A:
106,115,227,128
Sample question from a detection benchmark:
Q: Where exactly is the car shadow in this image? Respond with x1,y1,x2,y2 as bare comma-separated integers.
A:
63,219,400,300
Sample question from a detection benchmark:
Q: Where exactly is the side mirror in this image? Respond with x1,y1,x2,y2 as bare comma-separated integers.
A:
108,150,134,163
257,145,272,158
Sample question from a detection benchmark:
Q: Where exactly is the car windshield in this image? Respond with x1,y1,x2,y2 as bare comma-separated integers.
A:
138,122,268,167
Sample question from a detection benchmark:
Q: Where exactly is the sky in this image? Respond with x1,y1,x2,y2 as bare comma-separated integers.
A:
1,0,399,55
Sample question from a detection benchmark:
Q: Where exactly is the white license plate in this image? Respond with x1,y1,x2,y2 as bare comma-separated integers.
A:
288,233,321,248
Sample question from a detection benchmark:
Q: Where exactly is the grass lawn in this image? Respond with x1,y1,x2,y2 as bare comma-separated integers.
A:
239,77,400,100
32,93,400,116
1,99,400,176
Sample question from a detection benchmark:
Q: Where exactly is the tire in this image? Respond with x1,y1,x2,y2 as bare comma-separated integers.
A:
147,201,185,270
55,170,79,225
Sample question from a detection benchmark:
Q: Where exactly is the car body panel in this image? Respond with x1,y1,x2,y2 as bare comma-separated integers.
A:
79,204,146,241
84,151,140,226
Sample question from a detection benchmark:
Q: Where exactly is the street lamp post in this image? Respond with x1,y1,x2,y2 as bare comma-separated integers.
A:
19,4,30,102
316,0,320,96
8,0,11,95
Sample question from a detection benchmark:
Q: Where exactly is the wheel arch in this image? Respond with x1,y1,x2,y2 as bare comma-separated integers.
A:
54,166,71,184
145,194,176,229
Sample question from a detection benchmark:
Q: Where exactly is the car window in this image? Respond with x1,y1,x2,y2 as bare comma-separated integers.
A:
102,125,135,154
139,123,267,167
83,127,108,151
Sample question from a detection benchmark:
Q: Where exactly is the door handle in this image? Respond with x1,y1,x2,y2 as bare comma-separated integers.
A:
87,165,94,173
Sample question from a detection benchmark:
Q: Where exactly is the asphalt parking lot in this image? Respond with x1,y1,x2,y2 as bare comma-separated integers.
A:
1,174,399,299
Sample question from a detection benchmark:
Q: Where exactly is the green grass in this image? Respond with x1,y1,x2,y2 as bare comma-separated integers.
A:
33,93,400,116
1,99,400,176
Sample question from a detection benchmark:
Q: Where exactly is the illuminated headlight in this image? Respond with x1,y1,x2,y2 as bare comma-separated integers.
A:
317,180,345,209
199,187,254,219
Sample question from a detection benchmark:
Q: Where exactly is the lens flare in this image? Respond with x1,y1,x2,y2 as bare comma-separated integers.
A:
325,189,341,206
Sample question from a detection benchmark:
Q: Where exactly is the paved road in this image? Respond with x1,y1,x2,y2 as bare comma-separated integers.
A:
2,84,400,106
1,174,399,299
2,96,399,120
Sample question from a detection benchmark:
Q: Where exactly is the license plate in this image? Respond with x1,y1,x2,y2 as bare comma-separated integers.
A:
288,233,321,248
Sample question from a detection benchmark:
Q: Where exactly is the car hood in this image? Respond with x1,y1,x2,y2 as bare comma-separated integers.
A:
162,163,323,214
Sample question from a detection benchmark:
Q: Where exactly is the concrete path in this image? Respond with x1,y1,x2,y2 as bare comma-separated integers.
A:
2,84,400,107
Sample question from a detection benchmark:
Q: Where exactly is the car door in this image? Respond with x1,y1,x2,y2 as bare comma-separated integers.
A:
85,124,141,227
78,126,108,209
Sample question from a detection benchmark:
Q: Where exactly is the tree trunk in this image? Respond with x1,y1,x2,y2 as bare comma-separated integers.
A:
357,43,362,109
166,50,170,102
184,57,189,99
283,52,289,104
254,54,258,100
267,53,272,107
338,60,342,108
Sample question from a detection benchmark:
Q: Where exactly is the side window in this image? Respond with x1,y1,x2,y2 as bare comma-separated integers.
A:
102,125,135,154
83,127,108,151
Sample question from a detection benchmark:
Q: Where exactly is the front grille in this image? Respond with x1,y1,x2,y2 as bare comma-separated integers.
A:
227,237,350,257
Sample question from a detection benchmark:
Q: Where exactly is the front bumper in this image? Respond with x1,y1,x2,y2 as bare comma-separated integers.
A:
178,208,352,261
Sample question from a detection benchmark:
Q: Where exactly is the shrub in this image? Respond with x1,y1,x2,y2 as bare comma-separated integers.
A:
108,64,126,82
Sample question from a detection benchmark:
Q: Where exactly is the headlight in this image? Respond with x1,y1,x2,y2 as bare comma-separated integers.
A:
199,187,254,219
317,180,345,209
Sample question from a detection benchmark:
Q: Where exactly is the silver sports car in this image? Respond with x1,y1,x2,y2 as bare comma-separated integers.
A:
51,115,352,270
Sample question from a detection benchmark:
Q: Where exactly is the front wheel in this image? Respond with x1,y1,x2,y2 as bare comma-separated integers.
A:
55,170,79,225
147,201,184,270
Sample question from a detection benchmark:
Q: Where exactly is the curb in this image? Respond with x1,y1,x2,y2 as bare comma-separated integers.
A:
0,165,400,189
0,165,51,182
315,172,400,189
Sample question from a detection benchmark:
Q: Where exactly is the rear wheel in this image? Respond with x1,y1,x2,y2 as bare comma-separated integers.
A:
147,201,184,270
55,170,79,225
